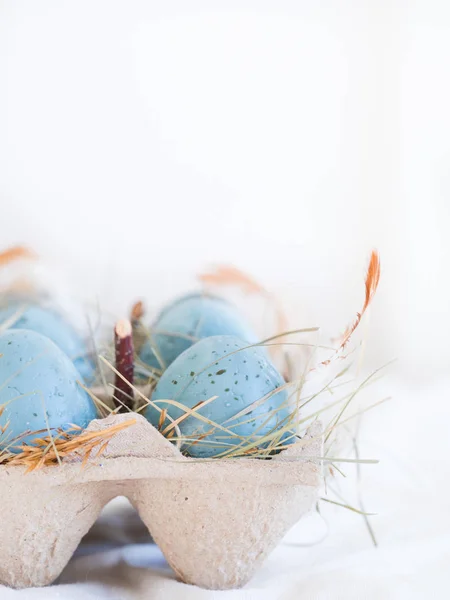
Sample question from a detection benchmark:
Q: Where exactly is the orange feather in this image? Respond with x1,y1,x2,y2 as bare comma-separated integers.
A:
0,246,36,266
340,250,381,350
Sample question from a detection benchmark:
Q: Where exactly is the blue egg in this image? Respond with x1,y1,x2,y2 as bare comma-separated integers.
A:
144,335,293,458
140,294,258,372
0,303,95,381
0,329,98,452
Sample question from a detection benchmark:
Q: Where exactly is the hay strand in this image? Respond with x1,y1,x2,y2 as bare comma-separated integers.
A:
7,419,136,472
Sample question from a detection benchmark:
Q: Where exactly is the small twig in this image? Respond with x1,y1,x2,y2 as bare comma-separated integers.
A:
130,300,148,356
113,319,134,412
131,300,145,322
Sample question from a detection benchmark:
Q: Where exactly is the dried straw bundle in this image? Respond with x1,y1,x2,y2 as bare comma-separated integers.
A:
2,419,135,472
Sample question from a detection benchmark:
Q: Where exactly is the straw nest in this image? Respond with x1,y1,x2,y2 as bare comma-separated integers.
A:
0,249,387,538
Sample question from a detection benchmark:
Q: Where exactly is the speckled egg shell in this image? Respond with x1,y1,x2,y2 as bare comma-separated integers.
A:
144,335,293,458
0,329,98,452
140,294,258,372
0,304,95,381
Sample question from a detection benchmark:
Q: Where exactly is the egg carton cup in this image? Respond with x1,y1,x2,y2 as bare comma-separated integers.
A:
0,413,322,591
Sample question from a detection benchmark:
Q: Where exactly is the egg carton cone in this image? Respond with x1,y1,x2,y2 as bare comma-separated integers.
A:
0,413,322,591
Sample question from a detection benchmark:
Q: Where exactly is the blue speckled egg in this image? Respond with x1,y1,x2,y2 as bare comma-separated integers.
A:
0,329,98,452
144,335,293,458
140,293,258,372
0,303,95,381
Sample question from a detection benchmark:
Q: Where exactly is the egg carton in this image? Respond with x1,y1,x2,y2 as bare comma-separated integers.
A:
0,413,322,591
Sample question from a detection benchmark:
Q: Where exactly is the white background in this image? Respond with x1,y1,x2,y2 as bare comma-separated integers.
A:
1,2,450,599
1,0,449,378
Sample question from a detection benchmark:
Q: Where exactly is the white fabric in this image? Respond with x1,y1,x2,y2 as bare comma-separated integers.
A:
1,378,448,599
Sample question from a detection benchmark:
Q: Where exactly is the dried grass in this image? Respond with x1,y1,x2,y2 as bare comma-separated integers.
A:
4,419,135,472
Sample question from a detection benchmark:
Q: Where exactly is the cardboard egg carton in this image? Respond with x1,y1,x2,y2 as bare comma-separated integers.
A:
0,413,322,591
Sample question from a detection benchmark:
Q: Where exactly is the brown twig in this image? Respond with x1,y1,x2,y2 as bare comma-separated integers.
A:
113,319,134,412
129,300,148,356
131,300,145,322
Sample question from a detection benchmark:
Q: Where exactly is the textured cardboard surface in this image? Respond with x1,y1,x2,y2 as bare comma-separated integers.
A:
0,414,322,590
